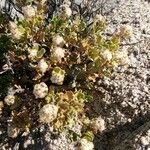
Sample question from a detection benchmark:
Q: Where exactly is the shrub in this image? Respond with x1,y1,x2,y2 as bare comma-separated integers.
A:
1,0,132,147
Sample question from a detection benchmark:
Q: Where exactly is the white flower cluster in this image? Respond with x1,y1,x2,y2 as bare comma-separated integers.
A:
33,82,48,99
50,67,65,85
79,138,94,150
119,25,133,38
52,35,65,47
38,59,48,74
28,43,39,61
95,14,105,22
90,116,105,133
51,35,65,62
115,50,130,65
7,124,20,138
9,22,24,39
101,50,112,61
51,47,65,62
4,95,15,105
39,104,58,123
22,5,36,19
60,0,72,18
28,49,38,61
41,0,47,5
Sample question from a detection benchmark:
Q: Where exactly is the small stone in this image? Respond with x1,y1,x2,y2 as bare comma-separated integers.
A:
140,136,149,146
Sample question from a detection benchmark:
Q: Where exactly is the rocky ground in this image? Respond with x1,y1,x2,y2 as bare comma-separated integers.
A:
93,0,150,149
0,0,150,150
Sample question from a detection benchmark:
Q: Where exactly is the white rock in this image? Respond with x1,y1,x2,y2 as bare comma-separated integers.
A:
140,136,149,146
119,25,133,38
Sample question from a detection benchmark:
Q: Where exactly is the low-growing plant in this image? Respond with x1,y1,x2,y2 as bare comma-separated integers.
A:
1,0,133,148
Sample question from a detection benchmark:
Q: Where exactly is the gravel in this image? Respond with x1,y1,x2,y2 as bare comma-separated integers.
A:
92,0,150,149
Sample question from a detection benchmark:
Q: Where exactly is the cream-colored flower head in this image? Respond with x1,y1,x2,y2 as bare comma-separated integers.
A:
119,25,133,38
4,95,15,105
90,116,105,133
115,50,130,65
38,59,48,74
22,5,36,19
52,35,65,47
28,49,38,61
41,0,47,5
33,82,48,99
50,67,65,85
39,104,58,123
51,47,65,62
28,43,40,61
7,124,20,138
95,14,105,22
60,4,72,18
63,0,71,6
0,101,4,113
79,138,94,150
9,22,24,39
101,50,112,61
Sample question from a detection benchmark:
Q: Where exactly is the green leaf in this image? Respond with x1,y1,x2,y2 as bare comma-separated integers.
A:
37,48,45,58
88,48,99,61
